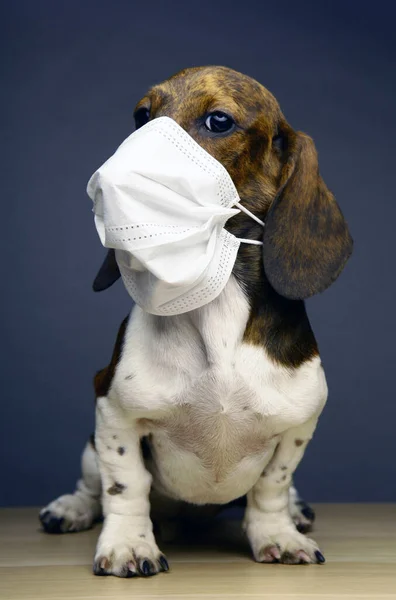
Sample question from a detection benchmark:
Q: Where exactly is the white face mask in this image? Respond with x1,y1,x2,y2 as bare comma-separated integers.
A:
87,117,264,316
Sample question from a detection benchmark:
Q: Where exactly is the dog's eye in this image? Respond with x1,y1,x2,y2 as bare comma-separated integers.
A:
205,111,235,134
134,108,150,130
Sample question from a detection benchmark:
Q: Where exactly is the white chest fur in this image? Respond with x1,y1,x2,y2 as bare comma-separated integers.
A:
109,277,327,504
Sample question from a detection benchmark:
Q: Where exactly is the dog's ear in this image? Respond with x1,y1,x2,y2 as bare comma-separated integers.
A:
263,130,353,299
92,249,121,292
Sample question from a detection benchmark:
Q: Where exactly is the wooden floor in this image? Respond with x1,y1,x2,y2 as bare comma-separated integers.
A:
0,505,395,599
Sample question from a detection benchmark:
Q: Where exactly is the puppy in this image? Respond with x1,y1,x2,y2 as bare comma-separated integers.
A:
40,66,352,576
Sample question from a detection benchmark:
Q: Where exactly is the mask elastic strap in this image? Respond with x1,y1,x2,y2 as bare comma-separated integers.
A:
238,239,263,246
235,202,265,227
234,202,265,245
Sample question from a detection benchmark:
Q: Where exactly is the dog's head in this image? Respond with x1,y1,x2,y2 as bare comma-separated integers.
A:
94,66,353,300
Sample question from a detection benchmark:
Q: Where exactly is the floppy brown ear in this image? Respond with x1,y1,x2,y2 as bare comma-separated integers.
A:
92,249,121,292
263,131,353,299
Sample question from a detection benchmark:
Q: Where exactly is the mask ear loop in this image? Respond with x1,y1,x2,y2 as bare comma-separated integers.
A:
234,202,265,245
238,239,263,245
235,202,265,227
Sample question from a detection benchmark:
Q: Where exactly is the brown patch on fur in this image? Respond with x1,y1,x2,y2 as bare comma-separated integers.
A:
295,439,304,447
243,279,319,367
107,482,126,495
94,316,129,398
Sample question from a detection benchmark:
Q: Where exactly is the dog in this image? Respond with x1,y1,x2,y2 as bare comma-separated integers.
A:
39,66,353,577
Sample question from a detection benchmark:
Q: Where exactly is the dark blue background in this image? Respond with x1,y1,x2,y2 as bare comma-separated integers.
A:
1,0,395,506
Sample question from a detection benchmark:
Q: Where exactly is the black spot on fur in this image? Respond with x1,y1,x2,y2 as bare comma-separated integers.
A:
280,465,287,470
107,482,126,495
117,447,125,455
125,374,135,380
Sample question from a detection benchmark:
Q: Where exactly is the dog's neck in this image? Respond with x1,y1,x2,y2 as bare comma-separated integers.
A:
143,256,319,372
143,276,249,372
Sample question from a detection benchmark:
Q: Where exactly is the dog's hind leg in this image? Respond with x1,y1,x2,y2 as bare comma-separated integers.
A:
288,485,315,533
39,436,102,533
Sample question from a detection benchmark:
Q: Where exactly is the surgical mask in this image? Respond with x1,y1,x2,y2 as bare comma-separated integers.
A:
87,117,264,316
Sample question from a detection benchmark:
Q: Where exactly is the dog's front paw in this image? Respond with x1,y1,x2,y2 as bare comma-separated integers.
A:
94,514,169,578
246,522,325,565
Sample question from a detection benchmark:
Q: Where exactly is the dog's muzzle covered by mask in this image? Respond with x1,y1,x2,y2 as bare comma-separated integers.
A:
87,117,264,315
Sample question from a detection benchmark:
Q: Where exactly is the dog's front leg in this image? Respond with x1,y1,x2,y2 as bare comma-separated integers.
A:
243,416,325,565
93,396,168,577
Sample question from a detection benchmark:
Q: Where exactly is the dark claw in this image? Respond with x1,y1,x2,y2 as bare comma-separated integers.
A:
159,555,170,572
301,505,316,522
39,511,65,534
315,550,326,564
139,559,156,576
